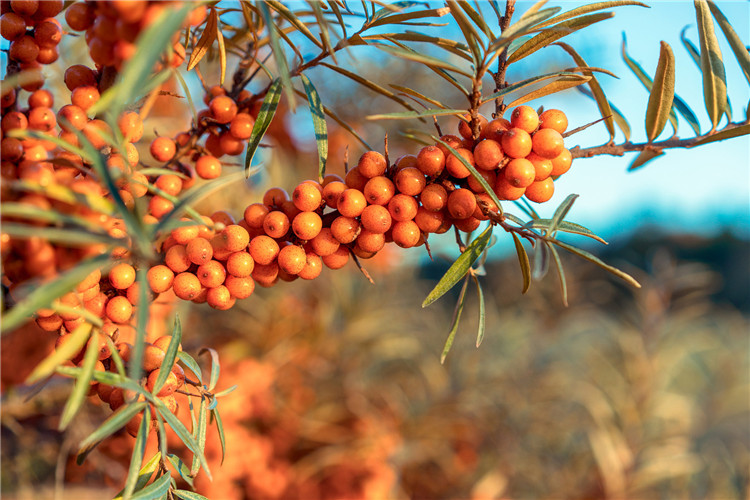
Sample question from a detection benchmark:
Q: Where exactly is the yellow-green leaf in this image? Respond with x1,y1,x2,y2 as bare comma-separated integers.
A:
692,123,750,146
187,8,217,71
300,74,329,181
511,232,531,294
505,75,591,109
695,0,727,130
707,0,750,84
645,41,676,142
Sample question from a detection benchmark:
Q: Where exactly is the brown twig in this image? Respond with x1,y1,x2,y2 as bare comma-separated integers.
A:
493,0,516,118
350,252,375,284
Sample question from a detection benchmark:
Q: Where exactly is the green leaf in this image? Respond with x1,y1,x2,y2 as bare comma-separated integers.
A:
555,42,615,141
176,351,203,385
128,267,150,384
213,385,238,398
375,44,473,77
212,407,227,465
695,0,727,130
267,0,324,49
549,239,641,288
258,1,295,108
151,317,182,396
2,255,110,335
511,232,531,294
481,71,588,104
114,452,161,500
300,74,329,181
535,1,648,29
533,237,550,280
423,224,493,307
244,78,283,178
368,6,450,28
156,397,213,481
681,26,701,67
121,405,151,500
0,202,105,234
445,1,483,65
364,32,471,61
472,275,486,348
90,4,191,117
166,454,194,489
174,490,210,500
576,86,631,141
25,323,92,384
129,471,171,500
440,276,469,364
367,108,465,120
310,1,336,63
527,219,608,244
190,397,209,477
707,0,750,84
548,194,578,236
621,34,679,135
199,347,221,392
628,147,664,171
187,7,218,71
505,75,591,109
507,12,615,64
216,16,227,85
692,124,750,146
59,330,101,430
547,242,568,306
77,402,148,463
489,7,561,55
1,223,120,247
645,41,676,142
389,83,449,109
457,1,493,39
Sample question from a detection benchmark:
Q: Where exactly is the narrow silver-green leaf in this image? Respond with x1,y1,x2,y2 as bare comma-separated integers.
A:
555,42,615,140
1,223,120,247
300,74,329,181
166,454,194,489
187,8,218,71
534,1,648,29
113,452,161,500
375,44,473,77
2,255,110,335
122,405,151,500
511,232,531,294
364,32,472,61
389,83,449,109
507,13,615,64
190,397,209,477
310,1,336,63
59,330,101,430
267,0,324,49
128,267,149,384
695,0,727,130
481,71,587,103
505,75,591,109
472,275,486,348
151,317,182,396
533,237,550,280
212,407,227,465
577,86,631,141
489,7,561,54
174,490,210,500
645,41,676,142
155,397,212,481
258,1,295,108
423,224,493,308
244,78,283,177
628,147,664,171
199,347,221,392
549,194,578,236
547,242,568,306
129,471,171,500
367,108,466,120
440,276,469,364
368,6,449,28
446,1,483,65
528,219,607,244
707,1,750,84
457,1,493,39
216,17,227,85
77,402,148,462
434,137,504,211
681,26,701,67
176,351,203,385
692,124,750,146
0,203,105,233
25,323,92,384
550,239,641,287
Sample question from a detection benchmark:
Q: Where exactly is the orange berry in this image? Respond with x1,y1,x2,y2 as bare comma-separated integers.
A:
416,145,445,177
209,96,237,124
64,64,97,91
219,224,250,252
248,235,279,265
481,118,511,142
539,109,568,134
298,252,322,280
357,151,387,178
229,113,254,140
444,148,474,179
354,229,384,253
363,176,395,206
210,210,235,227
64,2,95,31
165,245,191,273
292,211,322,240
360,204,392,234
393,167,426,196
337,188,367,218
71,85,100,112
173,272,202,300
331,216,360,244
262,187,288,208
218,131,244,156
494,175,525,201
322,246,349,270
414,206,445,233
458,113,488,140
504,158,536,188
344,166,368,191
105,296,133,324
526,152,553,181
309,228,340,257
525,177,555,203
251,261,279,287
146,368,179,397
466,168,496,194
510,105,539,134
263,210,290,239
147,265,174,293
185,237,213,265
278,244,306,275
154,174,183,197
226,251,254,277
244,203,270,229
392,220,421,248
196,260,226,288
150,137,176,162
292,181,322,211
9,36,39,63
447,188,477,220
475,192,499,220
454,216,481,233
419,183,448,212
149,196,174,219
27,89,53,108
36,45,58,64
500,128,532,159
322,181,346,209
206,285,234,310
225,275,255,299
473,139,504,170
117,111,143,142
109,262,136,289
82,119,111,149
388,193,418,222
531,128,564,159
550,148,572,176
1,12,26,41
27,106,56,132
435,135,462,159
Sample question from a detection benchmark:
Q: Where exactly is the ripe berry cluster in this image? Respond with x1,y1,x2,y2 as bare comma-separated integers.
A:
151,105,573,310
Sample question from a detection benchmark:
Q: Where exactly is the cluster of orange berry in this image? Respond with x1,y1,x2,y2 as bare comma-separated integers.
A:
1,0,64,84
149,106,573,310
63,0,205,70
149,84,260,181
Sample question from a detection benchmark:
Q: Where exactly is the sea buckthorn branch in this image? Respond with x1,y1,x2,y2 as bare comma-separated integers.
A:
491,0,516,118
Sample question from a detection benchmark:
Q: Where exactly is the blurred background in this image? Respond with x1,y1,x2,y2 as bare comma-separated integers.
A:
2,1,748,499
